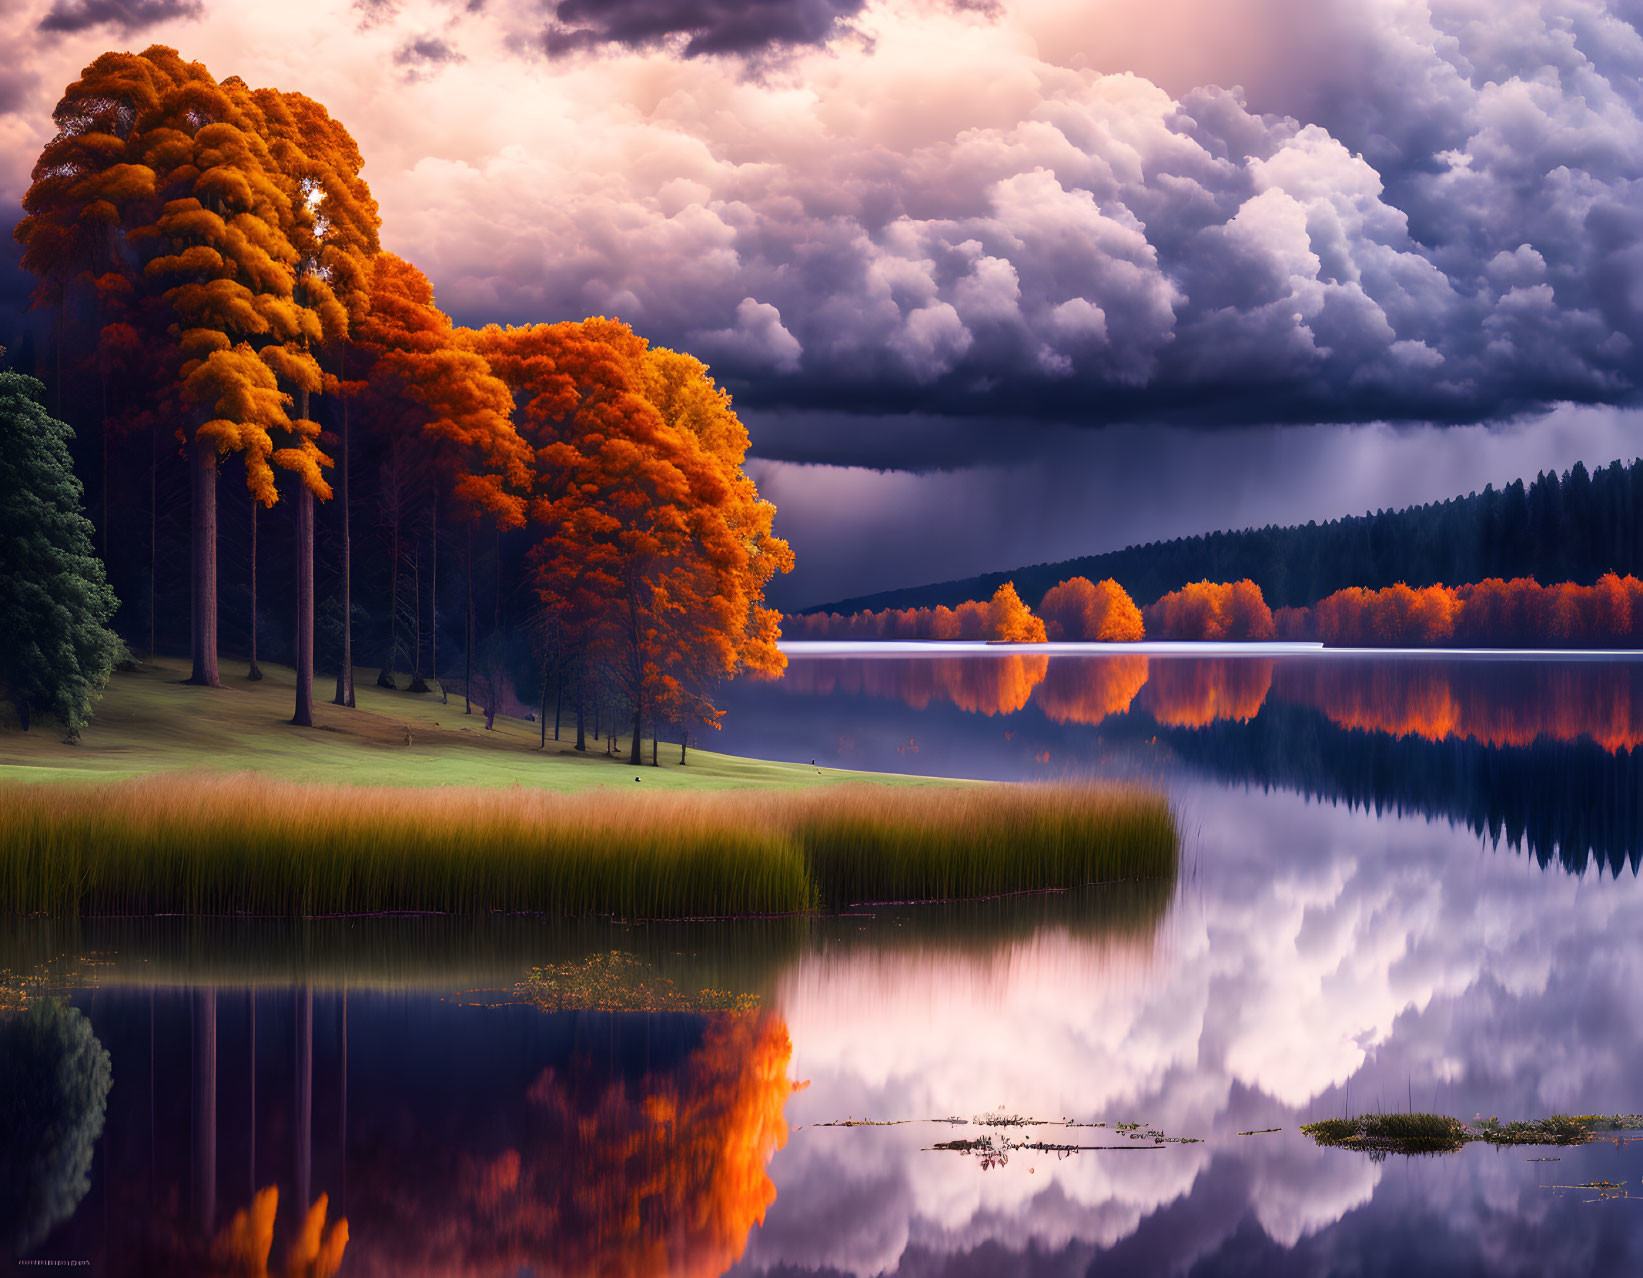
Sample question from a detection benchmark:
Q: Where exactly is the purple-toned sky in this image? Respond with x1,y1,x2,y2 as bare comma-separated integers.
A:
3,0,1641,605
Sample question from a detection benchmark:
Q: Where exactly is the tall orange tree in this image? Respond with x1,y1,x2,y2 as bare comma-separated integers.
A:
350,256,529,709
473,319,792,763
19,47,325,690
247,85,380,723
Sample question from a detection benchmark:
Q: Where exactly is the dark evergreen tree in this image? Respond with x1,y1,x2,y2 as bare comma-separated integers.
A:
0,368,123,739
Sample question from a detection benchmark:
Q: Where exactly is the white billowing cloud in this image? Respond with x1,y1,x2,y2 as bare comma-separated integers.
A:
740,778,1643,1274
5,0,1641,434
697,297,804,372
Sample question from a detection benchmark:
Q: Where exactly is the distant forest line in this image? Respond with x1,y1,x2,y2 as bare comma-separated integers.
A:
808,456,1643,617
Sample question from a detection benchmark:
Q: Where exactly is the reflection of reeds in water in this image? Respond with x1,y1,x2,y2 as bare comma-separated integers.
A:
778,878,1174,1019
1274,660,1643,752
0,774,1175,919
1032,655,1150,725
1140,659,1274,728
6,879,1174,1007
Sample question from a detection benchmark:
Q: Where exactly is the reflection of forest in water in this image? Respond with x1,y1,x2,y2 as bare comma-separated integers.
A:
2,886,1172,1274
776,654,1643,874
4,988,791,1276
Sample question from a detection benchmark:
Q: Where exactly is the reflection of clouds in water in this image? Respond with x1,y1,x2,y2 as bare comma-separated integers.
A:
743,781,1643,1274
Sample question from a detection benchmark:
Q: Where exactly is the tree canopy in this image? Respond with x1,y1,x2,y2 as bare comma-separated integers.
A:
0,369,123,738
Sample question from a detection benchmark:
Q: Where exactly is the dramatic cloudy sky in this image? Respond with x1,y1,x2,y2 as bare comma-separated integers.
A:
2,0,1641,605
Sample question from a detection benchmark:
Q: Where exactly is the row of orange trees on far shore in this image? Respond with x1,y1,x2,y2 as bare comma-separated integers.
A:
792,576,1265,643
796,572,1643,648
1298,575,1643,647
786,582,1048,642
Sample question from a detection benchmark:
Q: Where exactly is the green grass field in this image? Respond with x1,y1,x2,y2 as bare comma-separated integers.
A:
0,657,934,792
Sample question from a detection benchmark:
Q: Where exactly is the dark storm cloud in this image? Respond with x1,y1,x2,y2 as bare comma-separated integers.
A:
540,0,865,58
750,406,1641,609
417,0,1643,462
36,0,202,35
393,33,466,74
352,0,399,28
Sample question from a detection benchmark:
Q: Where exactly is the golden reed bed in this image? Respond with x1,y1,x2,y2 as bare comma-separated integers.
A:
0,774,1177,919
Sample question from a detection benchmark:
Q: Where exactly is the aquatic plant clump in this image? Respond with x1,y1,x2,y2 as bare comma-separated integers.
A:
1302,1112,1643,1156
1301,1113,1471,1155
516,951,761,1013
0,774,1177,919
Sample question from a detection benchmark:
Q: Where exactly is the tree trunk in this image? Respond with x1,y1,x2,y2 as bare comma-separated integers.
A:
296,986,312,1218
188,437,220,686
494,526,502,632
247,503,262,679
539,657,550,748
464,526,474,715
431,502,443,703
680,729,687,765
629,707,642,766
333,389,354,707
100,372,108,562
574,679,586,751
651,733,657,766
193,987,217,1235
149,429,157,662
16,702,29,732
382,496,400,689
408,539,428,693
554,667,562,741
292,484,314,727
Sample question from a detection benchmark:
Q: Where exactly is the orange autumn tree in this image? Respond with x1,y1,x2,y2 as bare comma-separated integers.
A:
472,319,791,764
13,52,161,564
791,584,1046,643
350,255,529,711
137,52,328,690
988,581,1048,642
1144,580,1275,641
1313,575,1643,648
18,47,312,688
250,86,381,711
1037,576,1144,641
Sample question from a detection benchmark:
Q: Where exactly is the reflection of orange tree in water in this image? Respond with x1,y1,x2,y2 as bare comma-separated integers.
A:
1274,661,1643,752
1033,656,1149,725
436,1011,795,1278
780,656,1049,716
783,654,1285,729
1141,660,1274,728
211,1188,348,1278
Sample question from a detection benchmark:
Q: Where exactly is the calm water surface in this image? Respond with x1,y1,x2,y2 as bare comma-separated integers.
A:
6,646,1643,1275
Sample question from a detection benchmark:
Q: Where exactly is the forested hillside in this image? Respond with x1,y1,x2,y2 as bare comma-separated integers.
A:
809,458,1643,614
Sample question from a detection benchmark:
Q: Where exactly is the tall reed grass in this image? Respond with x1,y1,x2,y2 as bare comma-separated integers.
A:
0,774,1176,920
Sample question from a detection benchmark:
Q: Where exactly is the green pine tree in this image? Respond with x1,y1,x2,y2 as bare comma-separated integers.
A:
0,364,124,741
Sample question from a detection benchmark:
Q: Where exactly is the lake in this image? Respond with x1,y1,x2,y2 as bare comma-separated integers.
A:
6,645,1643,1275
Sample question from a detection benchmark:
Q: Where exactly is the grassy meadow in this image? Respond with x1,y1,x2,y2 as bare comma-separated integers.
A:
0,659,1179,920
0,657,921,792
